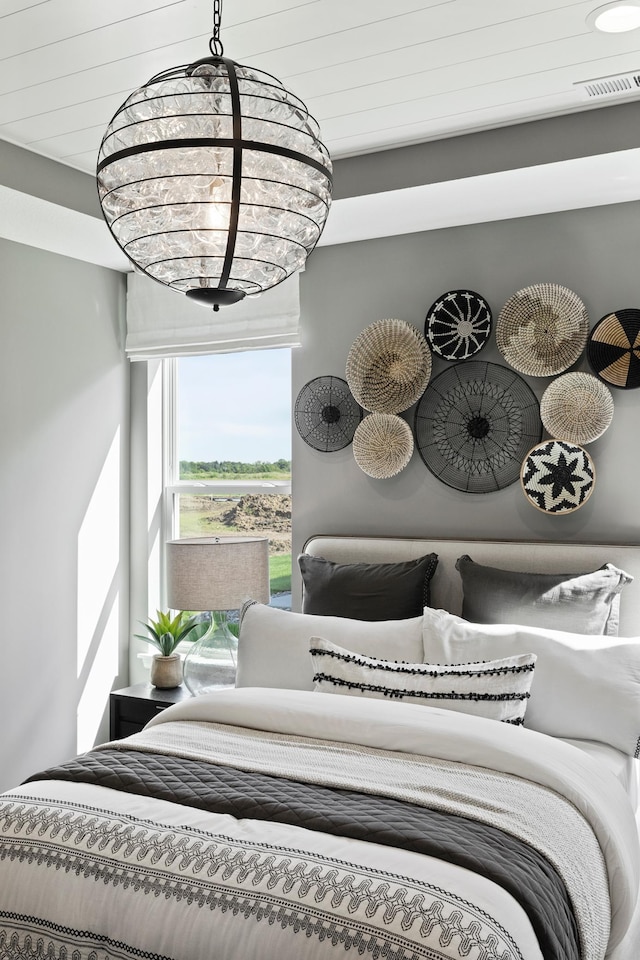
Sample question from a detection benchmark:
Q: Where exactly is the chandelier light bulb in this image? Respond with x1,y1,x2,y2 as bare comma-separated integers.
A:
96,4,332,310
205,176,231,232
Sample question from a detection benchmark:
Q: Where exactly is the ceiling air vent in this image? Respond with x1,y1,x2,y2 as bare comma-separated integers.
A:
574,70,640,100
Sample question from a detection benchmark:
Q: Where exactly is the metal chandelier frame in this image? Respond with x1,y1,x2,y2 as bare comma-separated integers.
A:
97,1,332,310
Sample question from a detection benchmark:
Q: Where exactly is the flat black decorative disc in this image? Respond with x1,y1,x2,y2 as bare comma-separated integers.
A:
520,440,595,514
587,308,640,389
425,289,492,361
294,376,362,452
413,361,542,494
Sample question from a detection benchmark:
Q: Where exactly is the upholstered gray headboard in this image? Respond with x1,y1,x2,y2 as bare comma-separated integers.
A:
303,536,640,638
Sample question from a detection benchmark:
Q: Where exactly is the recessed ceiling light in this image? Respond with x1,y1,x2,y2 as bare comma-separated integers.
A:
587,1,640,32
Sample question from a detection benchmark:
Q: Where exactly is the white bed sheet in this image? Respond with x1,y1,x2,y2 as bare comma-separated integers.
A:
563,738,639,807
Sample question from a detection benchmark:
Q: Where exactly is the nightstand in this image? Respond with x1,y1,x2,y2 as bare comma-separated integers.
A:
109,683,194,740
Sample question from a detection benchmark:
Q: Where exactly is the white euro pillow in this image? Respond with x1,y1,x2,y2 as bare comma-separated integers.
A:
423,606,640,756
236,601,424,691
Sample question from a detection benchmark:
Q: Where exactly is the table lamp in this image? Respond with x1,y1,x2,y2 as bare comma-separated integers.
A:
166,535,270,695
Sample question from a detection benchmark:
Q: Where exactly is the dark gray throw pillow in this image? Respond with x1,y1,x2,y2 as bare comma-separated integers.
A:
299,553,438,620
455,555,633,636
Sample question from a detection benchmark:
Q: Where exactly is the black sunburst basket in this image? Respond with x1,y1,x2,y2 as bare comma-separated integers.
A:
294,376,363,452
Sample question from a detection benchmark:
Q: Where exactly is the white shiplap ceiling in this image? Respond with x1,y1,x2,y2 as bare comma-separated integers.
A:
2,0,640,173
2,0,640,271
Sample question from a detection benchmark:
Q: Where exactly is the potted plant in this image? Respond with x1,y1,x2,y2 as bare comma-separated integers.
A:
135,610,208,688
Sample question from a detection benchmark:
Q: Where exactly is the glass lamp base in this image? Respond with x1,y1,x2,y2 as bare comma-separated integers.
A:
182,613,237,695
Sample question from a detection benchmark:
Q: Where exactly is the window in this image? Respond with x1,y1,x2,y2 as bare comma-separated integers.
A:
163,350,292,607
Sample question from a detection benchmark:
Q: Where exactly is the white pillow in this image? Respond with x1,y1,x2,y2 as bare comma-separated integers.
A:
423,607,640,756
310,636,536,724
236,601,424,691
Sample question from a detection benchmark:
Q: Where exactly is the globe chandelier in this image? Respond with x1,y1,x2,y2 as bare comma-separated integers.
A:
97,0,333,310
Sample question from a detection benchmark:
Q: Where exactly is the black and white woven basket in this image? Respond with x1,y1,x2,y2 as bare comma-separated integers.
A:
424,289,492,361
413,361,542,494
520,439,595,514
294,376,362,452
496,283,589,377
587,308,640,390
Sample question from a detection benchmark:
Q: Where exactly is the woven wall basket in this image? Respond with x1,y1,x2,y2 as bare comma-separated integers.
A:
346,319,432,414
520,439,595,515
587,308,640,389
413,361,541,494
496,283,589,377
352,413,414,479
294,376,362,452
540,372,614,445
425,289,492,361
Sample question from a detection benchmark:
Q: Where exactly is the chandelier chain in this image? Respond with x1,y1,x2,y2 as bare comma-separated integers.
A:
210,0,224,56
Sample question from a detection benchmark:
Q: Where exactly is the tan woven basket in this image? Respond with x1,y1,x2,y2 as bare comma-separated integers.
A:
352,413,414,479
587,308,640,389
346,319,432,413
540,372,614,444
496,283,589,377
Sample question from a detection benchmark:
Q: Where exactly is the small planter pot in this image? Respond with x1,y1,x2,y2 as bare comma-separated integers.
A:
150,654,182,689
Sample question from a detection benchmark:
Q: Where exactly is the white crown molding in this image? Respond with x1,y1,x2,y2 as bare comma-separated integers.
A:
319,148,640,246
0,183,129,271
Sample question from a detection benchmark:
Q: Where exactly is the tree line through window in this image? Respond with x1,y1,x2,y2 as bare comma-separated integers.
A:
180,460,291,479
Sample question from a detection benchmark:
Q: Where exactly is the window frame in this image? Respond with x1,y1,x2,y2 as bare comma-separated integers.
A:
161,354,292,555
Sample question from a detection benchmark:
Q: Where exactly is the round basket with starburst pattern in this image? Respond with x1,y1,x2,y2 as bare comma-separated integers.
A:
496,283,589,377
540,372,614,444
353,413,414,479
294,376,362,452
520,439,595,514
413,361,541,493
346,319,432,413
425,289,492,361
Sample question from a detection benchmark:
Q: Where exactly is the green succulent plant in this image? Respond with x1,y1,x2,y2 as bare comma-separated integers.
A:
134,610,209,657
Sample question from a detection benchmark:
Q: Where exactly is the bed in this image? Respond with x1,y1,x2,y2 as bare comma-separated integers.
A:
1,536,639,960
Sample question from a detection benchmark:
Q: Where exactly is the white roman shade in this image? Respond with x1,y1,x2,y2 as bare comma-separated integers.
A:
125,271,301,360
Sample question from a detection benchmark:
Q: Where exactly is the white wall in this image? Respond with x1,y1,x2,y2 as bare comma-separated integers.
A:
128,358,165,687
292,201,640,605
0,237,128,792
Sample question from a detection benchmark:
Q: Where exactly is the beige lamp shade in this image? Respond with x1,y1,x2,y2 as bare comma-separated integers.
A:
166,536,270,611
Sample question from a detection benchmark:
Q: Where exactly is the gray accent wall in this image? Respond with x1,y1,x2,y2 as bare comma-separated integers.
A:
293,201,640,605
332,102,640,200
0,139,101,219
0,237,128,792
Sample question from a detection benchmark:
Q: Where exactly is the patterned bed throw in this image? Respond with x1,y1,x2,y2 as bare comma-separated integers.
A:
25,745,578,960
0,688,626,960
